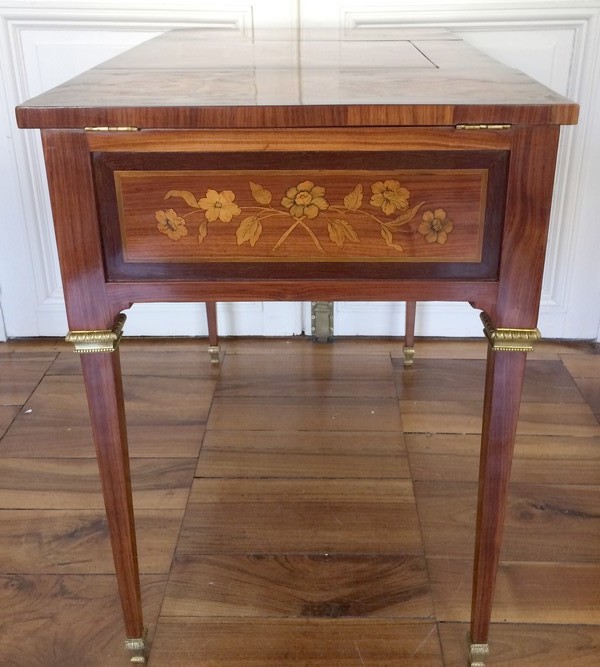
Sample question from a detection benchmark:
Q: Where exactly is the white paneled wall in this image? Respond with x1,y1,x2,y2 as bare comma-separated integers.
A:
320,1,600,339
0,1,302,338
1,0,599,340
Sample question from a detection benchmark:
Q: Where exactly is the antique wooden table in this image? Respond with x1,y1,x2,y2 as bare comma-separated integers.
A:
17,29,578,665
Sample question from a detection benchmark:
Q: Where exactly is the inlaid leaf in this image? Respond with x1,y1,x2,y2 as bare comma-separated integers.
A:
328,219,359,247
236,215,263,247
390,202,425,227
164,190,200,208
380,225,403,251
249,182,272,206
198,221,208,244
344,184,363,210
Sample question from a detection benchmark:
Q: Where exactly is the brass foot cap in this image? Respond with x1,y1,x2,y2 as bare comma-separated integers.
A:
125,627,148,663
469,643,489,667
208,345,221,365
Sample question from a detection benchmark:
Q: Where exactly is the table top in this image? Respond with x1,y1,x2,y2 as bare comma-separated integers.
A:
16,28,578,129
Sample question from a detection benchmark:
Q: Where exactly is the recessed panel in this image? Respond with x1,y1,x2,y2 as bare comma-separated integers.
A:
115,168,486,264
94,151,507,282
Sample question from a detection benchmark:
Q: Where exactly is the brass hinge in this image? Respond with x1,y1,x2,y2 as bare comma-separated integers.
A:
84,126,140,132
456,124,511,130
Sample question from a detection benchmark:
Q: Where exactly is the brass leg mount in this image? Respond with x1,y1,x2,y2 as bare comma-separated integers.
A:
480,312,540,352
65,313,127,354
125,627,148,663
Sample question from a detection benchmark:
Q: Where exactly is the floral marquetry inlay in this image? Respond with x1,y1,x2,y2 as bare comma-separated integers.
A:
155,178,454,254
114,169,487,264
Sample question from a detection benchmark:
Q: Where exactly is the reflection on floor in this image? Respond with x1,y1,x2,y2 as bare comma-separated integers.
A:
0,337,599,666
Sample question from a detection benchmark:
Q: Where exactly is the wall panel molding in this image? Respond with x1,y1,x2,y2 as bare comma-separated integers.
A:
312,0,600,338
0,1,301,337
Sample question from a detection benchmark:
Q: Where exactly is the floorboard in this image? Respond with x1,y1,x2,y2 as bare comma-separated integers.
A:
439,622,600,667
0,337,598,665
150,618,444,666
197,430,410,479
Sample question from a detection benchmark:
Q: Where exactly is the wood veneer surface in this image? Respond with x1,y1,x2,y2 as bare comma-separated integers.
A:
16,29,578,128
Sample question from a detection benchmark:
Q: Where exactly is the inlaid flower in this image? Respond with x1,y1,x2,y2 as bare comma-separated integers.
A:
370,180,410,216
418,208,454,244
281,181,329,219
155,209,188,241
198,189,241,222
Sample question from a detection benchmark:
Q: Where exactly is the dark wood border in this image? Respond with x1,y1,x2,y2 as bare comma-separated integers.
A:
93,150,508,283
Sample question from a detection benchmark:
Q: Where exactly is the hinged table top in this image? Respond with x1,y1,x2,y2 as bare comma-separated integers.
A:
16,28,578,129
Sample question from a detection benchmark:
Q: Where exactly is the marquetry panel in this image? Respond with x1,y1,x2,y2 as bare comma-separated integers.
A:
94,149,507,281
116,168,486,261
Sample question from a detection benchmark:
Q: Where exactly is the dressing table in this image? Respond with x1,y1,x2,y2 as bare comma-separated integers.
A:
16,28,579,665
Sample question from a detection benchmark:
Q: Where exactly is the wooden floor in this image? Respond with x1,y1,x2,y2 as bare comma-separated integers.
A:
0,336,599,666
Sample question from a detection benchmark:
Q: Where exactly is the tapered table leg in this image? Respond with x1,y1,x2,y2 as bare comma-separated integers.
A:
469,345,528,666
403,301,417,366
205,302,220,365
77,346,147,662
